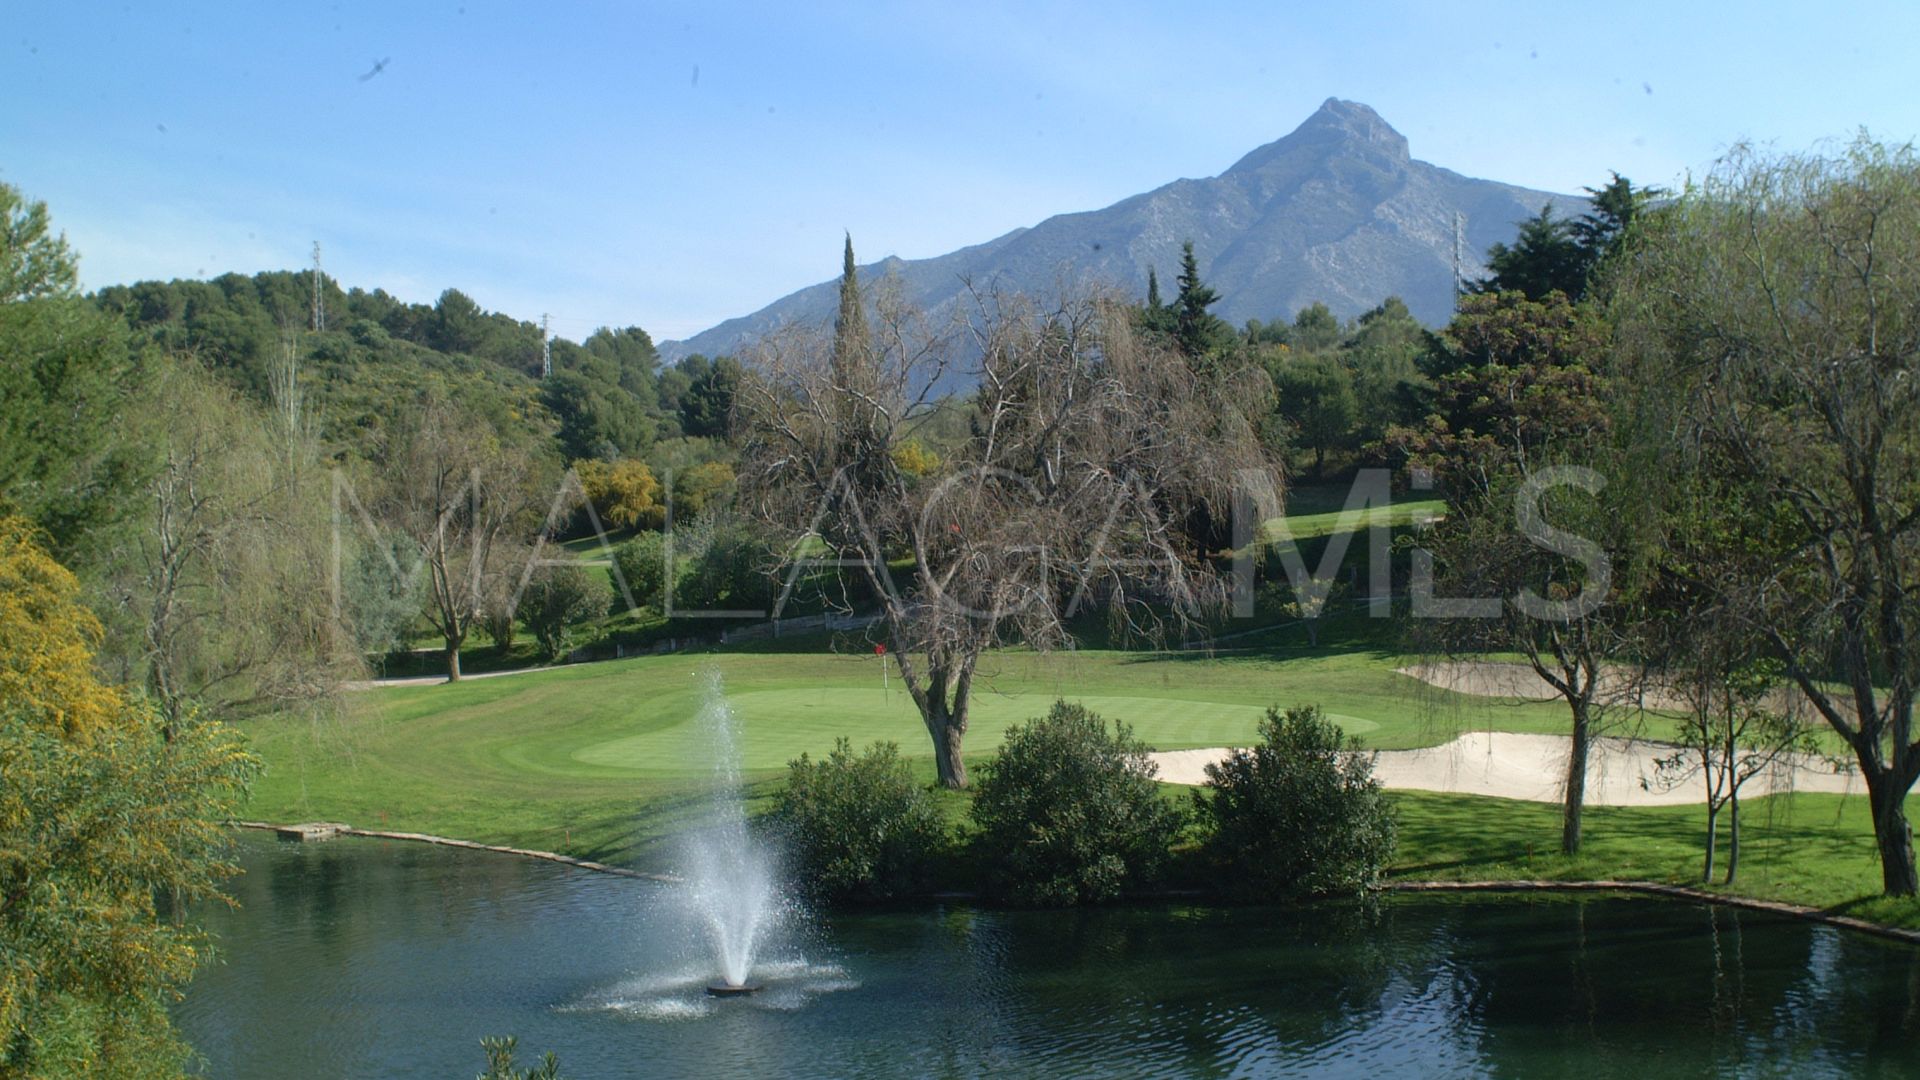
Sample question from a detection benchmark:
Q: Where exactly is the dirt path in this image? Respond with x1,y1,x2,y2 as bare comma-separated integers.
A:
343,665,552,690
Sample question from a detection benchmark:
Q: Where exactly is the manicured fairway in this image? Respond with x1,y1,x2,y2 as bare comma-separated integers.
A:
1258,496,1446,542
268,645,1574,774
242,639,1570,860
237,632,1920,926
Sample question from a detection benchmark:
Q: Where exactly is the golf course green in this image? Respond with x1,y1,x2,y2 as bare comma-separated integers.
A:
235,627,1920,927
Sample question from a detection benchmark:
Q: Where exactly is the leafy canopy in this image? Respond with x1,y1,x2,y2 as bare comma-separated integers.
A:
0,516,260,1077
778,739,946,901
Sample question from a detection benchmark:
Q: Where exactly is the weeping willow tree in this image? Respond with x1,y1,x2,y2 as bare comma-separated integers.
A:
1613,138,1920,895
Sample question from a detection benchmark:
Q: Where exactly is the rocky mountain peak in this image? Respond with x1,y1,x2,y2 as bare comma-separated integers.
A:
1224,97,1411,176
660,100,1581,363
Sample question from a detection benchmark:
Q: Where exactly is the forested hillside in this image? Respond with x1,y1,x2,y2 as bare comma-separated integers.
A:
91,272,740,469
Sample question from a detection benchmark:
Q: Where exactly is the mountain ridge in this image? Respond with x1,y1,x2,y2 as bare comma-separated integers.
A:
660,99,1582,361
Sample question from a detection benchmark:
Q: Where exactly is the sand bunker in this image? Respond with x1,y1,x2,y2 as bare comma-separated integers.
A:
1150,731,1859,806
1393,660,1701,710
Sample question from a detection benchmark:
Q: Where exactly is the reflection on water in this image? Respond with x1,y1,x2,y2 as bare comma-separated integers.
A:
175,834,1920,1078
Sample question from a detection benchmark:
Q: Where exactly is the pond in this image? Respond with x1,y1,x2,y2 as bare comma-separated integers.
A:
176,833,1920,1078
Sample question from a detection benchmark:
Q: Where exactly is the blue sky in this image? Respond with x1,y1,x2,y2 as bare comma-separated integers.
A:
5,1,1916,342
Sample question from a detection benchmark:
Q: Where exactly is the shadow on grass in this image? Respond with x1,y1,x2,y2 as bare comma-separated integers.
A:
1108,606,1411,667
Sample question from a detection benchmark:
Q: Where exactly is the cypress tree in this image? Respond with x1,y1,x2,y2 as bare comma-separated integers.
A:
828,235,881,479
1146,266,1163,309
832,232,869,381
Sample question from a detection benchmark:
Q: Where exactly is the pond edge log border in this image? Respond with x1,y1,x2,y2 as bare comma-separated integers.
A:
1384,879,1920,947
230,821,681,883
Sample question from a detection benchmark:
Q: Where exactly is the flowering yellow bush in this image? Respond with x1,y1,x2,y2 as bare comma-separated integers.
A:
575,458,662,531
0,515,260,1076
0,515,119,741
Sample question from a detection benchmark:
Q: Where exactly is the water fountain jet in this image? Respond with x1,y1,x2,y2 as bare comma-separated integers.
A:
677,671,790,997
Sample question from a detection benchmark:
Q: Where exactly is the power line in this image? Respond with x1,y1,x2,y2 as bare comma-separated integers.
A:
540,312,552,378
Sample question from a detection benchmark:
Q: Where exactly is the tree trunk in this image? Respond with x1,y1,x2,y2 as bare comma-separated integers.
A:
931,715,967,790
1702,803,1718,884
1724,791,1741,886
924,690,969,789
1561,702,1590,855
1867,770,1919,896
445,641,463,682
916,667,973,790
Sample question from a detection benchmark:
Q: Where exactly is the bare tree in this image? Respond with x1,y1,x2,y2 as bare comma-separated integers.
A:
738,254,1277,787
373,393,554,681
1615,139,1920,895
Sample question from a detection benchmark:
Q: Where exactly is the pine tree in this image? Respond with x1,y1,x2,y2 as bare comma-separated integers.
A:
1133,265,1178,342
1173,241,1224,360
1477,206,1584,301
1570,173,1664,286
1478,176,1662,303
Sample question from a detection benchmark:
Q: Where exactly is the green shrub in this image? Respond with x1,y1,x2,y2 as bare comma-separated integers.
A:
970,700,1185,906
339,528,427,657
1195,704,1396,901
519,564,603,660
676,518,776,613
777,739,945,901
671,460,736,520
610,531,669,612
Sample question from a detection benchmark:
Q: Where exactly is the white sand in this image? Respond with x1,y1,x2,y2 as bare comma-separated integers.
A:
1393,659,1836,720
1397,660,1565,700
1150,731,1860,806
1394,660,1699,710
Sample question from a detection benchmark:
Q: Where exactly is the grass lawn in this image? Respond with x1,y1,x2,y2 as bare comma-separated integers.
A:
1259,497,1445,542
238,492,1920,930
240,630,1920,929
1389,789,1920,929
243,635,1570,864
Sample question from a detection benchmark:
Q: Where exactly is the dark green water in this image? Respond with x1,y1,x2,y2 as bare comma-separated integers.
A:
176,834,1920,1078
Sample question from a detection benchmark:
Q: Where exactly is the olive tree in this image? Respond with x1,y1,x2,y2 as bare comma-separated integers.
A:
520,563,604,660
